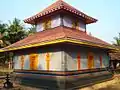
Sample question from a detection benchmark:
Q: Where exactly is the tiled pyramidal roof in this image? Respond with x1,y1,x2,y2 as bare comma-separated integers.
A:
0,26,114,52
0,0,115,52
24,0,97,24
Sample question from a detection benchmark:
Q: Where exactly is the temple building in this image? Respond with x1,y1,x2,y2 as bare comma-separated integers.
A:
0,0,116,89
109,46,120,69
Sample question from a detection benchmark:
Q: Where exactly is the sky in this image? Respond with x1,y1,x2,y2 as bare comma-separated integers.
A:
0,0,120,44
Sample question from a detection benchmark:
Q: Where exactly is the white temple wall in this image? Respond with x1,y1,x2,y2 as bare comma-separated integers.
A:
38,53,46,70
13,50,62,71
36,22,44,32
13,56,20,69
80,52,88,69
49,52,62,71
66,52,78,70
102,53,109,67
65,48,109,71
94,53,100,68
63,15,86,31
36,15,61,32
23,55,30,70
63,16,72,28
79,20,86,31
51,15,61,28
37,51,62,71
36,14,86,32
13,47,109,71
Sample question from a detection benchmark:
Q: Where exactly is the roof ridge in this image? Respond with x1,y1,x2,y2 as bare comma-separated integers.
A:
42,0,63,11
24,0,97,24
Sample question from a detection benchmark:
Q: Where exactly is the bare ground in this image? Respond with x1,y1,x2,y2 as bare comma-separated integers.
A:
80,75,120,90
0,75,120,90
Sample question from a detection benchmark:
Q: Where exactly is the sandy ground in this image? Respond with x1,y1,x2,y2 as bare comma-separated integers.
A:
0,75,120,90
80,83,120,90
80,75,120,90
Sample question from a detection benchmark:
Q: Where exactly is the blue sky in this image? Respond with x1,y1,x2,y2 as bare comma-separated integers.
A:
0,0,120,43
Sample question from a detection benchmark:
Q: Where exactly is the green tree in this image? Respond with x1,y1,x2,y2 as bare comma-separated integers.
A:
0,18,28,65
7,18,27,44
0,21,9,47
0,21,7,34
27,25,36,36
0,22,9,64
113,33,120,46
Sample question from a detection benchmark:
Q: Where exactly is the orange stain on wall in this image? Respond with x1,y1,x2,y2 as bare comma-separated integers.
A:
88,52,94,69
100,56,102,68
29,54,38,70
20,55,25,70
45,53,50,71
77,52,81,70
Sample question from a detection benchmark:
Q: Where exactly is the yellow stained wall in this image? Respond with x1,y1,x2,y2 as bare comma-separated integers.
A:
14,51,62,71
29,54,39,70
13,48,109,71
66,49,109,71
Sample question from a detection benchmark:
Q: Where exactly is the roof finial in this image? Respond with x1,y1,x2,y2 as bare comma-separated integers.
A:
58,0,63,1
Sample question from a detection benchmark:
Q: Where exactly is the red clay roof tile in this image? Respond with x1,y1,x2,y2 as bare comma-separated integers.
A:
24,0,97,24
1,26,112,51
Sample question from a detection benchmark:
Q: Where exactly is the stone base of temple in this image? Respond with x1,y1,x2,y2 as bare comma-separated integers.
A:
14,69,113,90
